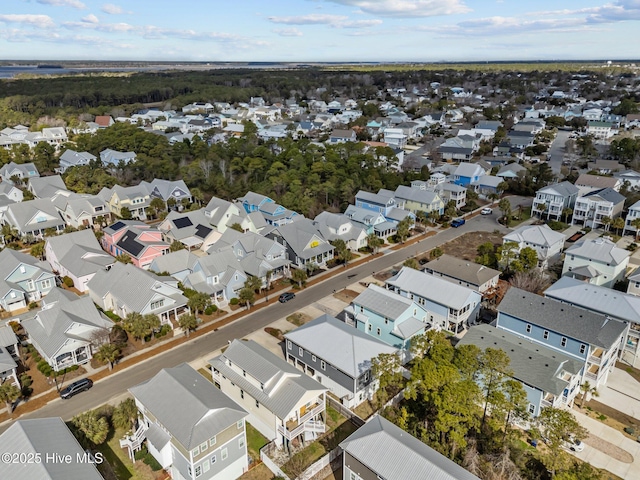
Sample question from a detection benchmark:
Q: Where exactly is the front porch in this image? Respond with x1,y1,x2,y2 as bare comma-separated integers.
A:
54,345,91,371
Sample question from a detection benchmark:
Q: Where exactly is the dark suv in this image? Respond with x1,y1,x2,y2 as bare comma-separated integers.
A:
60,378,93,399
279,292,296,303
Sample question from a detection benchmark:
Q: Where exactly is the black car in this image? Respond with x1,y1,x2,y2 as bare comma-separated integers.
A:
60,378,93,399
279,292,296,303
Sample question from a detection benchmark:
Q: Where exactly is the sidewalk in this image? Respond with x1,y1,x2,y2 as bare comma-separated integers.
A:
571,409,640,480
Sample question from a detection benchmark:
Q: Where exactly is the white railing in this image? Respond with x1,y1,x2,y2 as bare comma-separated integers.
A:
585,372,598,381
588,355,602,365
119,422,148,461
277,403,326,440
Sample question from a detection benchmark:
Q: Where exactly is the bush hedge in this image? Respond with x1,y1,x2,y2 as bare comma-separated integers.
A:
62,276,74,287
229,297,239,306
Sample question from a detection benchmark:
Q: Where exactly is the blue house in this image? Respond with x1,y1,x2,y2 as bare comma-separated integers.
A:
496,288,628,392
238,191,297,226
354,190,415,235
343,284,430,350
452,163,486,187
238,191,273,213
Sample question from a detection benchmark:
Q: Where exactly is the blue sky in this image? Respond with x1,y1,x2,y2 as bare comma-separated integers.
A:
2,0,640,61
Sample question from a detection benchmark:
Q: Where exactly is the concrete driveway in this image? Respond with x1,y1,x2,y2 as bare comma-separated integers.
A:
597,367,640,421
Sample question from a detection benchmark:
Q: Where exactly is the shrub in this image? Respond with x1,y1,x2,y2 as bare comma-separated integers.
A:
265,327,284,341
134,448,162,471
104,310,121,322
229,297,239,306
598,414,607,421
155,324,172,338
204,305,218,315
62,276,74,288
28,302,39,310
547,220,567,231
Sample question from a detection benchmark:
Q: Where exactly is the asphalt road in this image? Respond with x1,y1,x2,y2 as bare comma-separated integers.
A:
1,209,515,430
548,129,572,175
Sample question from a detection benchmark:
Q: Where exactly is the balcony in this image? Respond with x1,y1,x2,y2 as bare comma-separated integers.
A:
277,403,326,441
588,348,603,365
119,421,148,461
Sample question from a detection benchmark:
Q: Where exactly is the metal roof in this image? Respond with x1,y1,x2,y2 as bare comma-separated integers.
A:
352,284,416,320
423,254,500,288
130,363,247,450
284,314,397,378
565,237,629,266
503,224,566,248
340,415,480,480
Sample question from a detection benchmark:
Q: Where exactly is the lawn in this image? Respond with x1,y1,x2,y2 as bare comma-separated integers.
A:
246,422,269,462
95,427,156,480
508,206,532,227
286,312,312,327
239,463,276,480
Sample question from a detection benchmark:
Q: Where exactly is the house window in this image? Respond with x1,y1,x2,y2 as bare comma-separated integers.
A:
209,436,216,447
543,331,549,340
242,370,246,377
321,360,326,370
210,455,216,465
150,299,164,310
195,465,202,477
240,390,244,399
256,400,260,408
359,305,363,313
312,355,316,362
299,347,304,356
580,344,586,354
41,279,52,289
237,420,243,429
203,460,210,473
221,448,228,461
287,340,292,349
239,438,245,449
368,324,372,332
192,446,200,457
376,327,381,336
561,337,567,347
526,324,532,333
528,403,536,415
200,441,208,452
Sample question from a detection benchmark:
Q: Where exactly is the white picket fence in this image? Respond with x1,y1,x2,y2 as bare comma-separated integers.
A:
296,447,341,480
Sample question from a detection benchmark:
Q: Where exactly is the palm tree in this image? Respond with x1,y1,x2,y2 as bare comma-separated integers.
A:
291,268,307,289
632,218,640,241
612,217,625,236
94,343,120,370
187,292,211,315
498,198,512,225
0,383,21,415
72,411,109,446
123,312,150,344
178,314,198,337
579,381,599,408
143,314,161,339
112,398,140,432
30,242,44,260
561,208,573,224
367,233,384,254
600,216,612,232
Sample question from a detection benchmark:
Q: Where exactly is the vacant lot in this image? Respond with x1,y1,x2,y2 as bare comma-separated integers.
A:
435,231,504,262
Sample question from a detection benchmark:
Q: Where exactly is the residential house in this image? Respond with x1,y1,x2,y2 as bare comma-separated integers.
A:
148,250,198,283
0,249,56,312
340,414,481,480
458,325,583,417
204,196,260,233
562,237,629,288
95,115,115,128
264,219,334,269
57,149,96,174
586,160,625,175
507,130,535,149
99,148,137,166
284,314,398,408
545,276,640,367
472,175,503,197
355,189,415,227
101,221,169,269
328,129,356,143
386,267,482,334
438,136,475,161
532,181,580,219
497,162,527,179
45,229,114,293
158,209,218,251
237,192,298,226
381,127,407,148
623,200,640,236
183,247,247,306
615,170,640,190
313,212,367,251
87,262,189,326
497,287,628,390
22,288,113,371
422,254,500,294
98,184,151,220
0,325,19,387
27,175,70,199
343,205,393,238
343,284,431,350
627,270,640,297
503,224,566,268
0,180,23,203
140,178,192,206
393,185,444,216
452,163,486,187
417,181,467,209
587,121,616,139
0,417,104,479
0,162,39,184
571,187,625,230
209,339,328,449
128,364,249,480
574,173,621,196
53,193,110,229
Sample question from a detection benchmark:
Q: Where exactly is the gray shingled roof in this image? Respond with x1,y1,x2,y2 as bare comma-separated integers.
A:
284,314,397,377
394,185,439,205
268,219,333,260
352,284,415,320
545,276,640,324
130,363,247,451
0,417,104,479
5,197,66,232
538,181,579,197
46,229,114,278
28,175,68,198
458,325,582,396
581,187,625,205
209,340,326,420
387,267,481,310
0,324,18,348
423,254,500,288
340,415,480,480
565,237,629,266
499,287,627,348
503,224,566,248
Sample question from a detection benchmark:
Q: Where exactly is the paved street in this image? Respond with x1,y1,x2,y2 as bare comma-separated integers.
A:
0,209,510,431
547,129,571,176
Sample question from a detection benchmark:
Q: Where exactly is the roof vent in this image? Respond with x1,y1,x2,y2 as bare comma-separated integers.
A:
528,356,532,360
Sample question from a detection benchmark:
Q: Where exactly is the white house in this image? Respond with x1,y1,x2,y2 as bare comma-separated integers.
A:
532,181,579,220
571,188,625,230
563,237,630,288
503,224,566,268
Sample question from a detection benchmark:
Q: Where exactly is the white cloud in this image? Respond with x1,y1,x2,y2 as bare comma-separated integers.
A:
81,14,99,24
0,14,56,28
37,0,86,9
339,19,383,28
101,3,123,14
273,28,303,37
322,0,471,17
268,14,348,25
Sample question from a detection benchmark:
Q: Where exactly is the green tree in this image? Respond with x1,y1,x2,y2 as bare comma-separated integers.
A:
229,223,244,232
291,268,307,288
498,198,512,226
478,348,512,430
238,286,255,310
120,206,133,220
444,200,457,219
371,352,403,404
245,275,262,294
612,216,625,236
187,292,211,315
367,233,384,254
600,216,612,231
94,343,120,370
579,381,599,408
331,239,353,266
562,208,573,223
178,313,198,337
476,241,496,267
534,407,587,477
72,410,109,446
170,240,185,252
115,253,132,264
395,218,412,243
430,247,443,259
112,398,140,432
403,257,419,269
0,383,21,415
149,197,166,219
30,242,44,260
496,241,519,272
122,312,151,344
518,246,538,271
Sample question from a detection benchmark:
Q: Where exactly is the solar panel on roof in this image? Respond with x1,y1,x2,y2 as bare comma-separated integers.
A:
109,221,126,231
117,231,145,257
195,224,213,238
173,217,193,229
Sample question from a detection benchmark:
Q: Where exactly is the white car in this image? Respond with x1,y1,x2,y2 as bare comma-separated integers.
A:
481,207,493,215
571,439,585,452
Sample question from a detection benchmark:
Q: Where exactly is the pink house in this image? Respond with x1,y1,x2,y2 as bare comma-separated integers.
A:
101,220,169,270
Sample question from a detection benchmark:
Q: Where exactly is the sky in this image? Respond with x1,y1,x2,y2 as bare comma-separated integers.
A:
1,0,640,62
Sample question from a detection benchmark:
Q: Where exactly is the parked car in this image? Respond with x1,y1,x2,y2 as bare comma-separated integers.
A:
60,378,93,399
451,218,466,228
481,207,492,215
278,292,296,303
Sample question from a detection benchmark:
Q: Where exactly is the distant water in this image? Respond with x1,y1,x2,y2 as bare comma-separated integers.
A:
0,65,166,78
